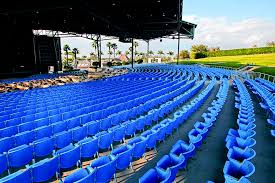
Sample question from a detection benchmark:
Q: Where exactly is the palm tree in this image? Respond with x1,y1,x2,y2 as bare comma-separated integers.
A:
72,48,79,68
108,50,113,57
116,50,122,56
134,41,139,57
111,43,118,59
158,50,164,57
92,40,97,59
167,51,174,61
106,42,112,61
63,44,71,67
148,50,154,56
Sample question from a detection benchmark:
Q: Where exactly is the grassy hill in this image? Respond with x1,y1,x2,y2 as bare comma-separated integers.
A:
178,53,275,76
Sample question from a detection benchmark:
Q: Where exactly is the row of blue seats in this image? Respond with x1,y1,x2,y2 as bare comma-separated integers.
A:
255,78,275,93
0,78,168,110
0,75,195,155
61,76,210,183
245,79,275,137
0,71,201,182
0,78,176,126
0,75,191,140
224,79,256,183
139,78,229,182
0,73,199,179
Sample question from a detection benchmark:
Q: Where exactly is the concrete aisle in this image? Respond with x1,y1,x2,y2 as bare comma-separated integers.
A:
124,81,220,183
176,82,237,183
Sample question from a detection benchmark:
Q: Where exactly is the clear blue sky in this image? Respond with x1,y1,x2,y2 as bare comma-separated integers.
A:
61,0,275,57
184,0,275,22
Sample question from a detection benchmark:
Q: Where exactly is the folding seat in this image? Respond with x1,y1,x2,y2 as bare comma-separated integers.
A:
0,153,8,175
29,157,58,182
110,113,121,126
18,121,35,133
156,153,186,182
36,107,47,113
34,118,50,128
32,137,55,158
237,122,256,131
66,117,81,129
89,156,117,183
267,119,275,127
271,130,275,137
202,113,216,124
0,126,18,138
85,121,100,136
21,114,35,123
60,106,71,114
223,160,255,183
49,114,63,124
170,140,196,160
71,126,88,142
125,120,137,137
141,130,158,150
52,121,67,134
96,131,114,150
54,131,72,149
63,168,96,183
227,146,256,162
78,137,99,159
48,109,60,116
139,168,171,183
5,118,21,127
0,114,10,122
80,114,91,125
0,168,32,183
152,124,167,142
0,136,14,154
109,125,126,143
34,125,52,139
192,125,209,139
110,145,134,170
99,118,112,131
188,129,203,148
8,144,33,168
55,144,81,169
227,129,256,140
135,117,146,132
35,111,48,119
15,131,35,146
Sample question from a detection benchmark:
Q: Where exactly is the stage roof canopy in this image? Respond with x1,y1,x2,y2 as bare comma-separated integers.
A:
0,0,196,40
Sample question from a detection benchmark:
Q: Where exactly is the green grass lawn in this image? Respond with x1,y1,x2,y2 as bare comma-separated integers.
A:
177,53,275,76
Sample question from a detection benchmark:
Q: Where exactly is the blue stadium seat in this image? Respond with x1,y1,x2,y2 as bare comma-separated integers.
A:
0,153,8,175
18,121,35,132
141,130,157,150
156,153,186,182
170,140,195,160
188,129,203,148
78,137,99,159
34,118,50,128
110,145,134,170
32,137,55,158
55,144,81,169
54,131,72,149
15,131,35,146
67,117,81,129
109,125,126,143
29,157,58,182
128,136,147,160
35,125,52,139
96,131,113,150
139,168,171,183
63,168,96,183
99,118,112,131
0,126,18,138
8,144,33,168
0,169,32,183
0,136,14,154
71,126,88,142
227,146,256,162
89,156,117,183
223,160,255,183
85,121,100,136
52,121,67,134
